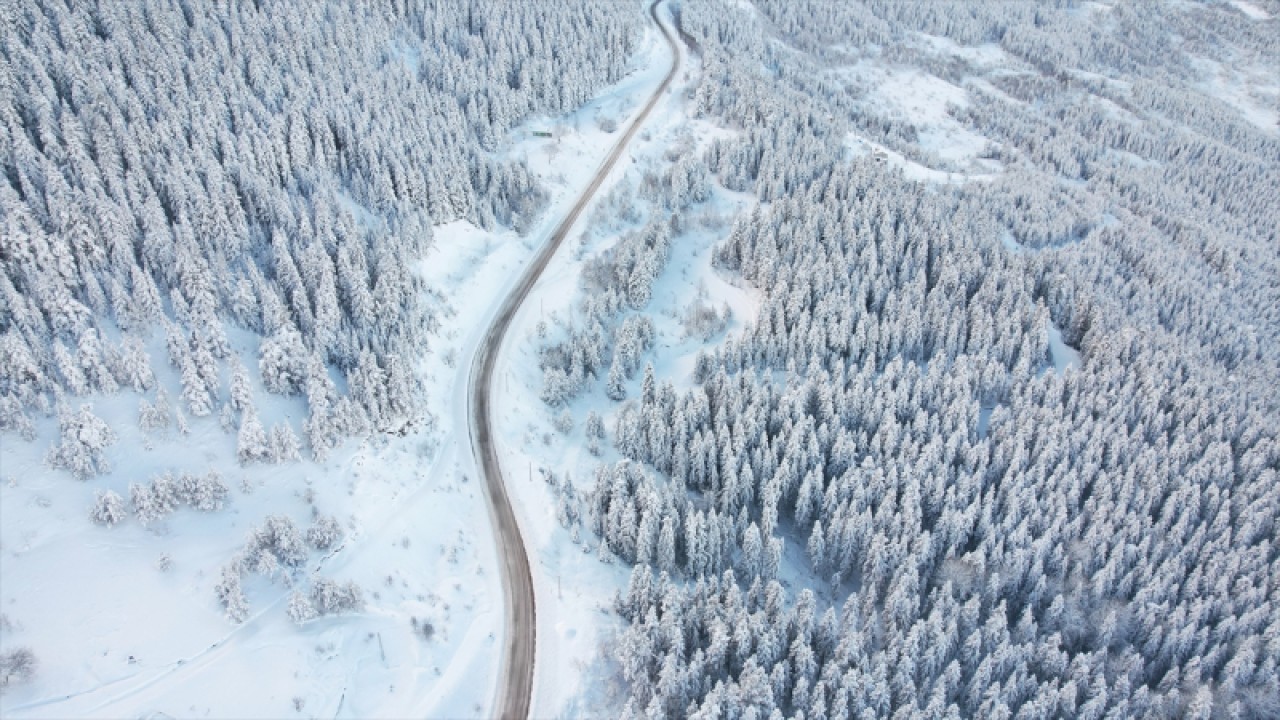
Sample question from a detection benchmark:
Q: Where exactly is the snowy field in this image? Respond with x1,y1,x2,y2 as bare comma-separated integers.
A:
0,331,500,718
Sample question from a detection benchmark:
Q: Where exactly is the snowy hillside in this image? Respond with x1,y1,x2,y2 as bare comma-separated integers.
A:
489,0,1280,718
0,0,655,716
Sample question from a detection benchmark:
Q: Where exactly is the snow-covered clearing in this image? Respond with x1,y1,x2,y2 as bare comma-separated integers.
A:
1230,0,1272,20
0,8,674,718
868,70,990,165
845,134,1001,184
860,68,983,159
1046,322,1082,372
1189,56,1279,135
914,34,1011,71
838,63,1001,182
1079,1,1116,15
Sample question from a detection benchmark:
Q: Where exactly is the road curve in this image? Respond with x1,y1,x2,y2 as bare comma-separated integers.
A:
465,3,680,719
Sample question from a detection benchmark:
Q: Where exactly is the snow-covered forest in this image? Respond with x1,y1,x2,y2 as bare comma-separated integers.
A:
533,0,1279,718
0,0,649,714
3,0,1279,717
1,0,639,449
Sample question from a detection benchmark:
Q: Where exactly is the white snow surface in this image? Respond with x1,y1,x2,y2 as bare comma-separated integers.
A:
914,34,1011,70
845,134,1001,184
1047,322,1083,373
0,8,674,718
1079,1,1116,15
841,63,1001,182
1189,55,1279,135
1230,0,1272,20
1,331,502,719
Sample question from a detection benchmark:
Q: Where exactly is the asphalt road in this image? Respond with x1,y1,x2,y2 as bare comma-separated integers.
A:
464,2,680,718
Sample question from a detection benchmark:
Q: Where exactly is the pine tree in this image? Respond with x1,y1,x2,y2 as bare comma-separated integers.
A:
306,515,343,550
180,356,213,417
607,356,628,401
139,391,172,433
237,407,269,465
89,489,127,527
130,481,172,526
807,520,826,572
179,472,229,512
267,422,302,461
47,404,116,480
259,325,307,395
310,577,364,615
658,516,677,573
641,363,656,406
741,522,763,578
229,358,254,412
288,590,318,624
216,564,250,623
117,335,156,392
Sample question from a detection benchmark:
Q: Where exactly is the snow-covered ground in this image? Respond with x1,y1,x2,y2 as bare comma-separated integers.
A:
0,5,674,717
1046,322,1082,372
845,134,1001,184
867,69,990,165
836,59,1003,183
915,33,1010,70
1229,0,1272,20
0,331,501,719
1189,55,1279,135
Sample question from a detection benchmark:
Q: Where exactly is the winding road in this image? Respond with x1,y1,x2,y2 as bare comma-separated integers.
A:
465,1,680,718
